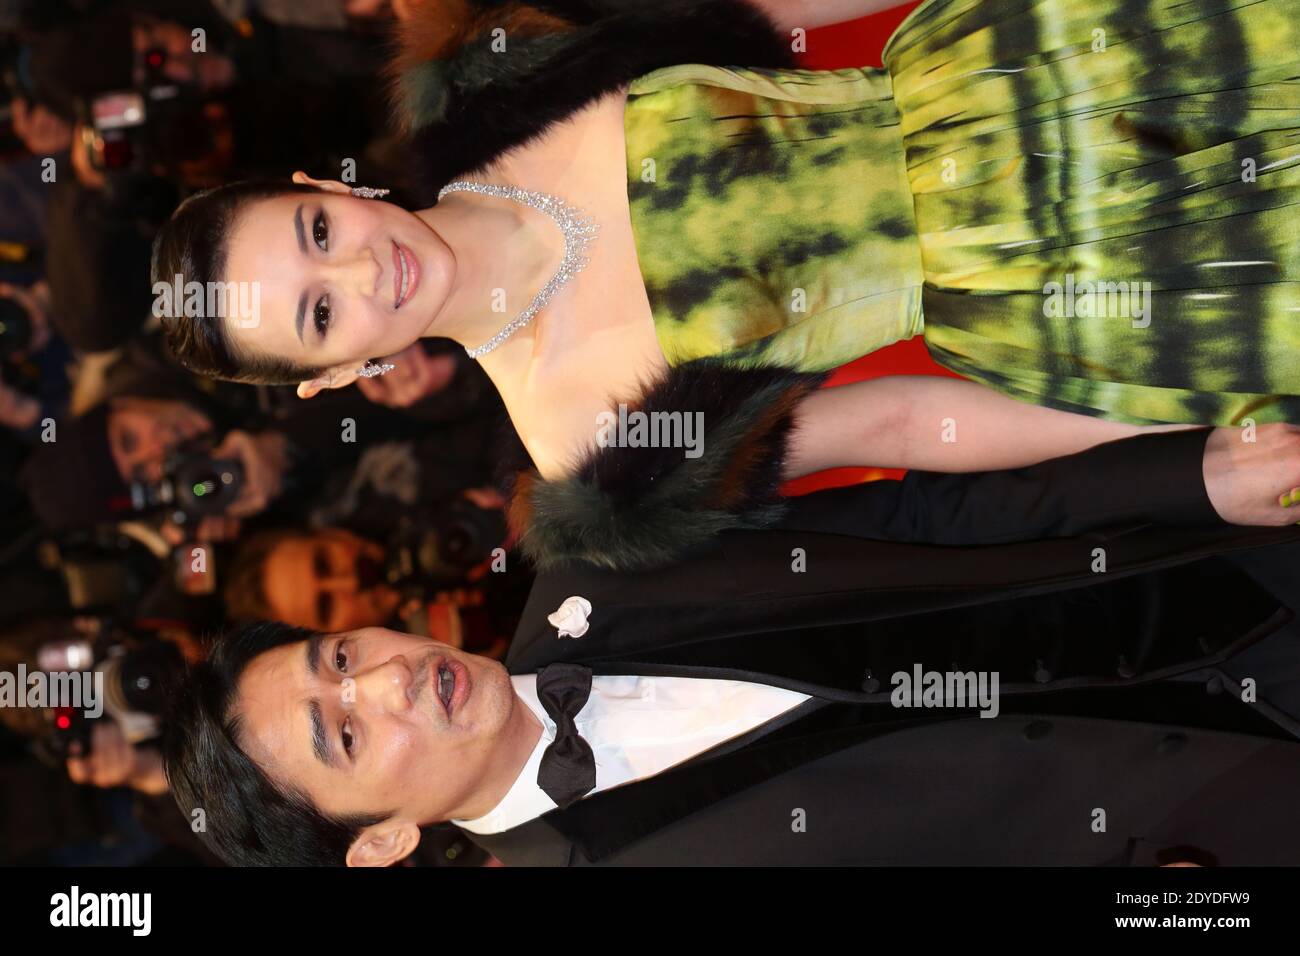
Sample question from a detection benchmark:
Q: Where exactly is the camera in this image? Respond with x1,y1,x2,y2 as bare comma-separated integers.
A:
78,83,205,176
71,55,226,216
385,499,508,594
129,441,245,527
33,623,185,763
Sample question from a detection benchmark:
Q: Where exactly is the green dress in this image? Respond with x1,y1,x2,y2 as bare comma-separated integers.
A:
623,0,1300,425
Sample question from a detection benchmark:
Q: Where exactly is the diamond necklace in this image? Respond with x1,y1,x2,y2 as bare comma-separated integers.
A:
437,180,600,359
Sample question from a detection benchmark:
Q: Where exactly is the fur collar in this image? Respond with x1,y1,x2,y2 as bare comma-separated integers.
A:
506,359,826,571
387,0,795,201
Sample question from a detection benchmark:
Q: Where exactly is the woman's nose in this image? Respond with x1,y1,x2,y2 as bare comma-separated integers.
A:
322,248,383,299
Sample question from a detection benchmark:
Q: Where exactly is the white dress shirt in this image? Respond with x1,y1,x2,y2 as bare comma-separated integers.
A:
452,674,812,834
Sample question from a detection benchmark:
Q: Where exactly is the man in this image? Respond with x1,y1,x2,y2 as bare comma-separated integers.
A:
18,392,290,538
223,510,526,657
224,527,403,634
15,328,490,536
164,426,1300,865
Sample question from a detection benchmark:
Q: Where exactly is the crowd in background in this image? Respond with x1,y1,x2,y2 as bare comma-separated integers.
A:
0,0,522,866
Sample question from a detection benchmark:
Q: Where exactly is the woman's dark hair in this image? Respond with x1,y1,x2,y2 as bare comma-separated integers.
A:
162,621,392,866
151,179,326,386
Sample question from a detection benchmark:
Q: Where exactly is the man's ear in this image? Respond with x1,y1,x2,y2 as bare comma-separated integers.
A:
346,820,422,868
291,170,352,195
297,366,360,400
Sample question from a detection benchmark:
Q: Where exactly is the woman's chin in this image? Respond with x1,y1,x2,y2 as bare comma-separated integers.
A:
407,248,453,341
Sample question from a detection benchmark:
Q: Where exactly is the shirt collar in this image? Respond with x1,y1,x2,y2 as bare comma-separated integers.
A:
450,674,557,834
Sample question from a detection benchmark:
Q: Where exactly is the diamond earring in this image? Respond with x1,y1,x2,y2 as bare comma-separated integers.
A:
350,186,390,199
357,360,396,378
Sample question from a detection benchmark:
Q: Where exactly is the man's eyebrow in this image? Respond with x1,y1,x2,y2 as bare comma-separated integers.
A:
294,204,307,343
307,698,336,769
304,636,335,768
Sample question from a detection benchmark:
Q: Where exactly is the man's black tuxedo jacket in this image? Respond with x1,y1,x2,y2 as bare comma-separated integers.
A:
464,429,1300,865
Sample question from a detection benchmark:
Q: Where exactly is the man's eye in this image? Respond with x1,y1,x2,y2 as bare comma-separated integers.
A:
334,642,348,672
313,296,331,338
312,211,328,250
341,717,354,757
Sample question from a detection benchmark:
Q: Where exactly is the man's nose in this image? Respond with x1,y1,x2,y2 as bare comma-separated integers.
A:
140,445,169,481
320,573,358,592
353,658,413,715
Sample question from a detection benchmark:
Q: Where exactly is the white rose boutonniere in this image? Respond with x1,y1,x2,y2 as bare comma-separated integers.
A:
548,596,592,639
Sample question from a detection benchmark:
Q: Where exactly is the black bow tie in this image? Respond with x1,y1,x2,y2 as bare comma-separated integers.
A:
535,662,597,809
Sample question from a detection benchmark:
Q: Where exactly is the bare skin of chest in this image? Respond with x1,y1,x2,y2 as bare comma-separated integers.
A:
475,88,668,479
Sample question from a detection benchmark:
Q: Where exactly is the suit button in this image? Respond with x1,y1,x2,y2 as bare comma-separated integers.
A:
1033,659,1052,683
1023,720,1052,741
1205,676,1223,696
1157,732,1187,755
861,669,881,694
1117,655,1137,679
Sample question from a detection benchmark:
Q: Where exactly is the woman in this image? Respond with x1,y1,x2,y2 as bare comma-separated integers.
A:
151,0,1300,567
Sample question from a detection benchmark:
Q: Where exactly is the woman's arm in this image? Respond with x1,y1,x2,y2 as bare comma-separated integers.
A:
746,0,908,31
784,374,1196,479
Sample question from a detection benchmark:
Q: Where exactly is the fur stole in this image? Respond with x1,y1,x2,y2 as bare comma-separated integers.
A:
386,0,795,200
504,359,826,571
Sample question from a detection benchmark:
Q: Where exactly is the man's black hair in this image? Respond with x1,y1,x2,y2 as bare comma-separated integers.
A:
162,621,392,866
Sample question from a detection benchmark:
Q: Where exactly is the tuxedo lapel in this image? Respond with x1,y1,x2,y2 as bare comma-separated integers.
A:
464,695,850,866
511,556,1286,702
466,677,1300,866
538,700,942,864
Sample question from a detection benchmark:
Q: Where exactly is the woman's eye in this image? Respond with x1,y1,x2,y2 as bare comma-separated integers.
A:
341,717,354,757
312,211,328,250
335,644,349,672
314,295,331,338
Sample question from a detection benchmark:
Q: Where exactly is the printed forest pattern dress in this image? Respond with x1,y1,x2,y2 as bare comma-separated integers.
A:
625,0,1300,425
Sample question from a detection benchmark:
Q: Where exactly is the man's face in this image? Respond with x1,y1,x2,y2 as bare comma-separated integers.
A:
234,627,517,828
262,529,401,632
107,396,212,482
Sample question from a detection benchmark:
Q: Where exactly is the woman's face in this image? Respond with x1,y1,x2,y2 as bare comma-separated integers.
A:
222,182,453,389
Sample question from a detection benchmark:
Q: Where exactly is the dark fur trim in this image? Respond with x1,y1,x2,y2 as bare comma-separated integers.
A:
389,0,796,201
510,359,826,571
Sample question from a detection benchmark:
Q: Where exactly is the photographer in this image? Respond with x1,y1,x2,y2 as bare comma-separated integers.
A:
223,500,528,659
15,0,395,351
0,279,71,440
17,315,472,524
17,392,289,543
0,615,217,865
